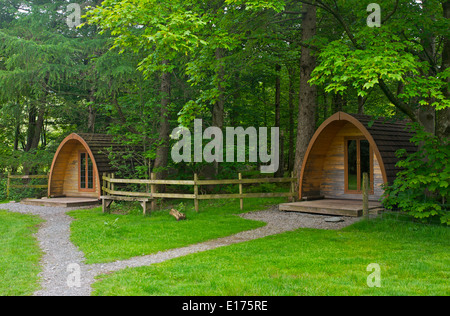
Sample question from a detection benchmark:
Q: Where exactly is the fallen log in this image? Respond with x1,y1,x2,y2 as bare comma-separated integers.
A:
170,209,186,221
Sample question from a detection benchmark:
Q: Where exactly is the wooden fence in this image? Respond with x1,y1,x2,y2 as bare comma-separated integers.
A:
102,172,296,212
6,173,49,199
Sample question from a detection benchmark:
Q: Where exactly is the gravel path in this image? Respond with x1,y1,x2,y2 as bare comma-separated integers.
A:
1,202,360,296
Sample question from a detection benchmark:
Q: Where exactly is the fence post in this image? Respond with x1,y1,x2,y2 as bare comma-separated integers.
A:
194,173,199,212
151,172,156,212
110,173,115,193
290,171,295,202
6,172,11,200
239,173,243,210
107,173,112,193
362,172,369,219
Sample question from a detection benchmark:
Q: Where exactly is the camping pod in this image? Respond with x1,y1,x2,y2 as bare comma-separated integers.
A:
48,133,116,199
299,112,417,201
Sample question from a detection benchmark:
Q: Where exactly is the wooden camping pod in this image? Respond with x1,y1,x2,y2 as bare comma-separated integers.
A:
48,133,117,199
298,112,417,201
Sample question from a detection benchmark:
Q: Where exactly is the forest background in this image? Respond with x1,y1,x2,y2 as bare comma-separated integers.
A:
0,0,448,223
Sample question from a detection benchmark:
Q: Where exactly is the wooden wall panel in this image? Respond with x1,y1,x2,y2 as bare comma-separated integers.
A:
62,145,80,197
319,122,384,201
49,141,77,196
49,140,99,198
373,154,384,199
300,121,346,198
61,143,98,198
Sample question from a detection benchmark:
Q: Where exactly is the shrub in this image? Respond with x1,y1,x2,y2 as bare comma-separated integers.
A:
0,176,7,201
382,124,449,225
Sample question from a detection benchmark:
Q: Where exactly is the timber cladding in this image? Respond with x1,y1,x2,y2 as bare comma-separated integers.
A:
299,112,417,201
48,133,117,199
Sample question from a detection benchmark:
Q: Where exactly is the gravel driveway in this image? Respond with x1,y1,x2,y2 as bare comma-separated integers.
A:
1,202,360,296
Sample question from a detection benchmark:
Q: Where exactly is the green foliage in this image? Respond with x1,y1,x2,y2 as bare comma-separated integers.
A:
309,0,450,117
85,0,207,76
0,177,7,200
311,32,419,95
0,210,43,296
310,28,450,110
68,198,272,264
5,177,49,201
1,0,449,191
383,125,450,225
0,149,53,174
0,0,114,174
92,216,450,296
225,0,286,12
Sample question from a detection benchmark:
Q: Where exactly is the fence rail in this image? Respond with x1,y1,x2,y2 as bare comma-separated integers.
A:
102,172,295,212
6,173,49,199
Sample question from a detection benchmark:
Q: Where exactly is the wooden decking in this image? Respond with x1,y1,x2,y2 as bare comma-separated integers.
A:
21,197,100,208
279,199,383,217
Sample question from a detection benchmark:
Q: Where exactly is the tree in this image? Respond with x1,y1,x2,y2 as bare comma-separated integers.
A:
86,0,207,183
293,2,317,195
0,0,79,155
437,0,450,139
307,0,450,136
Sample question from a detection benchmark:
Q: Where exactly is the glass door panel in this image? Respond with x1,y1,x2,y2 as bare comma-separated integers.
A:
347,140,358,191
346,138,372,193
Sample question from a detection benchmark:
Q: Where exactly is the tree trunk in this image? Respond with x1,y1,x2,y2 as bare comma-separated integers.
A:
153,60,171,191
274,64,283,177
437,0,450,139
23,102,45,175
274,64,281,128
213,48,225,130
211,48,225,176
25,103,45,152
358,95,367,114
417,0,437,135
30,107,45,151
332,92,346,113
287,65,296,172
25,104,36,152
277,130,285,177
417,105,436,134
293,3,317,198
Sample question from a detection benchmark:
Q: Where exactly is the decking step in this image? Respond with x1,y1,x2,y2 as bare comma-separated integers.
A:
279,199,382,217
21,197,100,208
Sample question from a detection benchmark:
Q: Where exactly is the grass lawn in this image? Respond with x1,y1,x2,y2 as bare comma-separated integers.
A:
91,217,450,296
0,210,43,296
68,198,283,264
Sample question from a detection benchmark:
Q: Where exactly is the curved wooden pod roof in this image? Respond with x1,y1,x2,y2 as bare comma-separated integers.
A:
48,133,117,198
299,112,417,200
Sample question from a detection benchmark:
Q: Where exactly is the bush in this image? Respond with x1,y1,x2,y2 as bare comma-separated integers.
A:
0,175,47,201
0,176,7,201
382,124,449,225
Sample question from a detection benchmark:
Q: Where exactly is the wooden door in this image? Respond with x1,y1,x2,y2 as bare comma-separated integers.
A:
79,152,95,192
344,137,373,194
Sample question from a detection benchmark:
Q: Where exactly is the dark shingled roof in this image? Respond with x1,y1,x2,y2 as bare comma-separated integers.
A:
75,133,118,175
348,114,418,184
